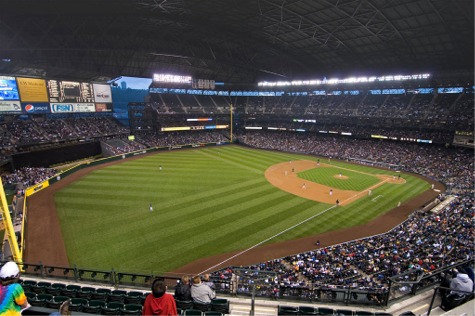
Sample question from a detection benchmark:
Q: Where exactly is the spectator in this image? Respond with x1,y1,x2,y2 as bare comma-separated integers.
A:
190,275,216,305
450,267,474,295
174,275,192,301
202,273,215,290
0,261,30,315
142,278,177,316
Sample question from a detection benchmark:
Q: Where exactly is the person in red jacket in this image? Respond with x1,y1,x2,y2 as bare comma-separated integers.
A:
142,278,178,316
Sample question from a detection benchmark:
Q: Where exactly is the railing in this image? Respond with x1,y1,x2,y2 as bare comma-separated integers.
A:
426,286,474,316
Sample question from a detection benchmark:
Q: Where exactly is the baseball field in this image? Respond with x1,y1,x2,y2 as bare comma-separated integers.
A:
44,145,434,275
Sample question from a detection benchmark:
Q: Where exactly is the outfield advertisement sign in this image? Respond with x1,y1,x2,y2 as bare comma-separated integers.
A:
95,103,113,112
50,103,95,113
21,103,51,114
25,180,50,196
0,101,21,113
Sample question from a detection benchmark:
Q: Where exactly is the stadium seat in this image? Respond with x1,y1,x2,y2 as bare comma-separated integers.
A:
175,299,194,310
122,303,143,315
299,305,319,315
210,298,229,314
69,297,88,312
25,291,37,300
82,299,107,314
318,307,336,315
183,309,203,316
193,302,211,312
108,289,127,303
60,284,81,298
124,291,145,304
21,280,37,292
204,311,223,316
354,311,374,316
31,281,52,294
101,301,125,315
335,308,354,315
91,288,111,301
77,286,96,299
278,305,299,315
29,293,54,307
45,283,66,296
45,295,70,309
373,313,392,316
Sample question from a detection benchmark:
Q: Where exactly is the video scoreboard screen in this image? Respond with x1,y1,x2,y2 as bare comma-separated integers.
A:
47,80,95,103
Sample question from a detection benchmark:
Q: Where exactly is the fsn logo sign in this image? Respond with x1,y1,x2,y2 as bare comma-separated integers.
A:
51,103,74,112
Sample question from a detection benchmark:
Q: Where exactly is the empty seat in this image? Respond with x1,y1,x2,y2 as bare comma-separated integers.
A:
108,289,127,303
21,280,37,292
69,297,88,312
31,281,52,294
101,301,125,315
45,295,70,309
354,311,374,316
24,292,37,300
91,288,111,301
299,305,319,315
335,309,354,315
29,293,53,307
45,283,66,296
122,303,143,315
210,298,229,314
125,291,145,304
318,307,336,315
82,299,106,314
204,311,223,316
77,286,96,299
278,305,299,315
60,284,81,298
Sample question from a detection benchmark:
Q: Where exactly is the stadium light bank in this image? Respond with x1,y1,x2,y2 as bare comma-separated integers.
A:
258,73,431,87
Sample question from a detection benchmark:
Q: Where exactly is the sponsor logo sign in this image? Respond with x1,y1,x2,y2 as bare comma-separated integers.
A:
22,102,50,114
95,103,113,112
0,101,21,113
74,103,95,112
50,103,74,113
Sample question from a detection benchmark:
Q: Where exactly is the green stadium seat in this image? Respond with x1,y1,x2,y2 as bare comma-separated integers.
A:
91,287,112,301
210,298,229,314
45,295,70,309
101,301,125,315
318,307,335,315
122,303,143,315
354,311,374,316
299,305,319,315
278,305,299,315
204,311,223,316
335,309,354,315
77,286,96,299
20,280,37,292
31,281,52,294
29,293,53,307
183,309,203,316
124,291,145,304
24,291,37,300
45,283,66,296
108,289,127,303
193,302,211,312
82,299,107,314
69,297,88,312
60,284,81,298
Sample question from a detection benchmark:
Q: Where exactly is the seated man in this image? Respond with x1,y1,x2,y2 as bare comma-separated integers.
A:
190,275,216,305
450,267,474,295
142,278,177,315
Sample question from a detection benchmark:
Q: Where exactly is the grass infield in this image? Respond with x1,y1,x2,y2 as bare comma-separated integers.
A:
54,145,430,274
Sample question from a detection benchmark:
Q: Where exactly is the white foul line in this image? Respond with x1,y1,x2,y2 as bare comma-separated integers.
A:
199,204,338,274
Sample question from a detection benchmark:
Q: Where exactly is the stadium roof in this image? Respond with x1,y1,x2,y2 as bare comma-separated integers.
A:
0,0,473,84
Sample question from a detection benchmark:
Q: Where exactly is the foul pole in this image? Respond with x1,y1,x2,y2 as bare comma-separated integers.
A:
230,103,233,142
0,178,22,262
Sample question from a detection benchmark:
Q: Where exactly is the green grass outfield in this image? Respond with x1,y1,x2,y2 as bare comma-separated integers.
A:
54,145,430,274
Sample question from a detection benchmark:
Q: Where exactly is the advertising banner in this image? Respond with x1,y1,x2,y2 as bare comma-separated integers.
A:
0,101,22,113
93,84,112,102
50,103,75,113
21,103,51,114
16,77,48,102
74,103,95,112
25,180,49,197
0,76,20,100
95,103,113,112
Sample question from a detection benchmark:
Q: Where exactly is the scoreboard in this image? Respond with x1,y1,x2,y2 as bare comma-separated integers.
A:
0,75,113,114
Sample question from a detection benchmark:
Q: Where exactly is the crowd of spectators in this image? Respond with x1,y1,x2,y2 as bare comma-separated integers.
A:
1,167,58,188
212,130,474,295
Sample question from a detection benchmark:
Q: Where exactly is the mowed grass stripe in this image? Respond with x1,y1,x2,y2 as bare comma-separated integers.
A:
54,144,431,273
